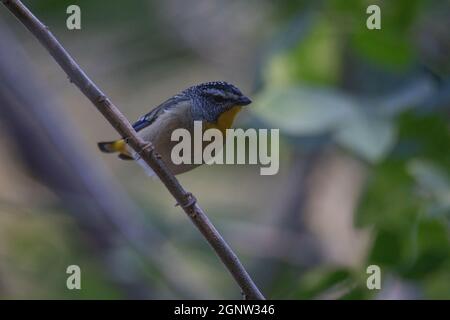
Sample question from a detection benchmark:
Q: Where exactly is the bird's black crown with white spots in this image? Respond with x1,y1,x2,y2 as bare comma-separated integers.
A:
184,81,252,122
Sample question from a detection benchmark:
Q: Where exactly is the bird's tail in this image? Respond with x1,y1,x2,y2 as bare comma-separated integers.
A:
97,139,133,160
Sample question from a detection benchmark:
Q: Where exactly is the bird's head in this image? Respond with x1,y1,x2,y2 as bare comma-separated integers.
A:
185,81,252,123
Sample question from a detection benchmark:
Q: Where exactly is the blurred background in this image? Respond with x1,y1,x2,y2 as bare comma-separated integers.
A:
0,0,449,299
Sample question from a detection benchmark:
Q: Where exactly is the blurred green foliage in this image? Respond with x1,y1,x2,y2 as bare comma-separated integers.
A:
2,0,448,299
358,114,450,299
254,0,450,299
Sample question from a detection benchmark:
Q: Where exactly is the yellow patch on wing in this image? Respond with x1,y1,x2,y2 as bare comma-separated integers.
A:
204,105,242,135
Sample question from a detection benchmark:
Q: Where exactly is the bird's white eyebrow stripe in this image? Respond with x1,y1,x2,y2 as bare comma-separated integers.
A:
204,88,226,96
204,89,242,100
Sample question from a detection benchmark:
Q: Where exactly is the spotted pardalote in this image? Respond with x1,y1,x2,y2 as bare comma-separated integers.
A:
98,81,252,175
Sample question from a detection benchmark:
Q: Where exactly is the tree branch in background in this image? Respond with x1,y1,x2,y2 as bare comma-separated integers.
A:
253,150,322,290
2,0,264,299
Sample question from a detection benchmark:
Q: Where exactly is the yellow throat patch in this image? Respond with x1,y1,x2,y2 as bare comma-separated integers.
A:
205,105,242,135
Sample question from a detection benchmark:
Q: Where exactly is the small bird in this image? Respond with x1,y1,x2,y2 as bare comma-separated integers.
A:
98,81,252,175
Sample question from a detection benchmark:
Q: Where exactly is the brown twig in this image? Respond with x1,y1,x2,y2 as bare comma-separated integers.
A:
2,0,264,299
0,20,213,298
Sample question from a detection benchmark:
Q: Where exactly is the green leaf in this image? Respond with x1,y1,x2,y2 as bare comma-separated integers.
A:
403,218,450,279
263,17,342,87
334,111,396,163
253,86,358,135
288,18,342,86
254,85,396,162
369,229,404,267
408,160,450,215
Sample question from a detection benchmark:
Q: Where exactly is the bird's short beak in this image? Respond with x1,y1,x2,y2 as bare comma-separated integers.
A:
237,96,252,106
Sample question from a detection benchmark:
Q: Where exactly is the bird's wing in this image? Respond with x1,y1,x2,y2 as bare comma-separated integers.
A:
132,95,190,132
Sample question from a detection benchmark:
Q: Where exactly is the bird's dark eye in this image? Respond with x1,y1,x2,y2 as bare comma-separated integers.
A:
212,95,226,103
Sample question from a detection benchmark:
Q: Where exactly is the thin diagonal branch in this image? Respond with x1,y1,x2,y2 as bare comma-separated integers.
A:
0,20,214,298
2,0,264,300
